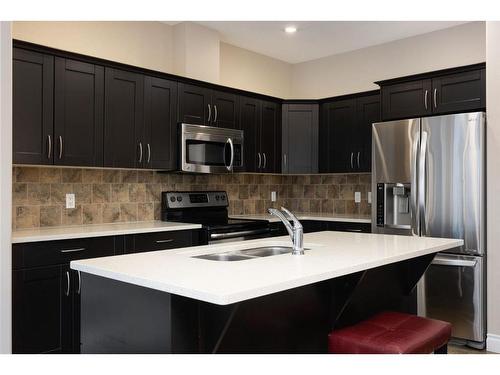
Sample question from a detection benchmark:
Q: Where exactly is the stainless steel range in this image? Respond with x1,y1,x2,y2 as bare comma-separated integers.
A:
161,191,271,244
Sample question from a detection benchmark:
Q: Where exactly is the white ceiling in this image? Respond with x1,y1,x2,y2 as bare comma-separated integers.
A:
194,21,469,64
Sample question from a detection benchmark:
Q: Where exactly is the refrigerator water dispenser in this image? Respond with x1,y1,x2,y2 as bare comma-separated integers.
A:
376,182,411,229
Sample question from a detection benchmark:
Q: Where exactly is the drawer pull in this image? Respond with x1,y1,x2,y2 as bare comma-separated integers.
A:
77,271,81,295
345,229,362,232
155,239,174,244
60,247,86,253
65,271,70,297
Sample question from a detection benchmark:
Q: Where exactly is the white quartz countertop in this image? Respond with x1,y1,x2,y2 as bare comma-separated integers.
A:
12,221,202,244
230,213,371,223
71,231,462,305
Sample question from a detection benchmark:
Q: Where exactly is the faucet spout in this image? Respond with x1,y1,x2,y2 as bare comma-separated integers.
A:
268,207,304,255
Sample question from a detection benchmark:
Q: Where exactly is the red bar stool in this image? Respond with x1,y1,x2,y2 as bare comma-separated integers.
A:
328,311,452,354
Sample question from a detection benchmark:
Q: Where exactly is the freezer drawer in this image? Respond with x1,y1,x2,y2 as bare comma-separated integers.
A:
417,253,485,345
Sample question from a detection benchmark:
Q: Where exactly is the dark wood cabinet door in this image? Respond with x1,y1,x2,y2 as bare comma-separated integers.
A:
178,83,211,125
381,79,432,120
281,104,319,174
432,69,486,114
54,58,104,167
13,48,54,165
144,76,178,170
211,90,239,129
13,265,73,353
260,101,280,173
239,97,261,172
356,94,380,172
104,68,144,168
323,99,357,173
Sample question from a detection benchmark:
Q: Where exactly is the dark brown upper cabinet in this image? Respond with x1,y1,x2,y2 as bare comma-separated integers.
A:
238,98,280,173
104,68,144,168
238,96,261,172
260,100,281,173
281,103,319,174
319,91,380,173
54,58,104,166
178,83,239,129
379,64,485,121
143,76,178,170
13,48,54,165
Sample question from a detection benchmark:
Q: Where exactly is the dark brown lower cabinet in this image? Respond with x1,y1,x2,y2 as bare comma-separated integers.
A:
12,230,203,354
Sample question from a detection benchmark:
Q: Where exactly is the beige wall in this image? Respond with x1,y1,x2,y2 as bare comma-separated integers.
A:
486,22,500,353
12,21,291,97
291,22,486,99
220,42,292,98
13,21,175,74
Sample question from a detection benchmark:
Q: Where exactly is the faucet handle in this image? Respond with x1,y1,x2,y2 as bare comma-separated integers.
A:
280,207,303,229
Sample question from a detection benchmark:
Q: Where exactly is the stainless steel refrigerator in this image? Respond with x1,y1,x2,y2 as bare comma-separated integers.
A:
371,112,486,348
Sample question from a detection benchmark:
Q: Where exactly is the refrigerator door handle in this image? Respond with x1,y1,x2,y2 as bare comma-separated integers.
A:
432,256,477,268
419,131,428,236
411,134,420,236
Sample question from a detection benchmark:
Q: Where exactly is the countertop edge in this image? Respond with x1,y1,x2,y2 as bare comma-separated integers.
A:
12,222,203,244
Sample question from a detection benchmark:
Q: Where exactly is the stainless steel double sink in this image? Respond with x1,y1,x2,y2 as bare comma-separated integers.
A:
193,246,308,261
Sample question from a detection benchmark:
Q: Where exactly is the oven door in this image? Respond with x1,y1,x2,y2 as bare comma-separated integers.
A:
180,123,243,173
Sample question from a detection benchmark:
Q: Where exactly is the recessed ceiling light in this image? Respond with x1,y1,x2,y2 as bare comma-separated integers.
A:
284,26,297,34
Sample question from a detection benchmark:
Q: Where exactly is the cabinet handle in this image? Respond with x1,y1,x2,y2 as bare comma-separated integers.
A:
155,239,174,244
257,152,262,169
214,105,218,123
65,271,70,297
147,143,151,164
47,135,52,159
138,142,143,163
284,153,287,171
58,136,63,159
60,247,86,253
433,88,437,109
345,229,362,232
263,153,267,169
350,152,354,169
424,90,428,110
77,271,81,295
207,104,212,122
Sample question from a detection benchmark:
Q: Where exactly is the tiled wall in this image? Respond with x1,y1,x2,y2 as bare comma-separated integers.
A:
12,166,371,230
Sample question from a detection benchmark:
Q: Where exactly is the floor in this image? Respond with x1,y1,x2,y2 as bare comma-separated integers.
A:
448,343,491,354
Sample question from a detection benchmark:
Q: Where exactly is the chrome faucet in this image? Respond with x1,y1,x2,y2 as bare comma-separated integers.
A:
268,207,304,255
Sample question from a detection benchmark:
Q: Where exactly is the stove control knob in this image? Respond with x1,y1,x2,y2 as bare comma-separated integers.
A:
221,195,226,200
215,195,219,201
177,196,182,202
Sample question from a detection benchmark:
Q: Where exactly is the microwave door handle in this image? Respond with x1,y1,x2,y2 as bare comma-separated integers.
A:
226,138,234,171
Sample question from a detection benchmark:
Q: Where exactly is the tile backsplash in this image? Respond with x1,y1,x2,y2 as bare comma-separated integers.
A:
12,166,371,230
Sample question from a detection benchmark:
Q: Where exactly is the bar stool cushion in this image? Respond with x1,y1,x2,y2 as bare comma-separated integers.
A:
328,311,452,354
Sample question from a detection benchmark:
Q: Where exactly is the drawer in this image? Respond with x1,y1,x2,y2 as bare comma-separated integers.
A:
125,230,199,254
12,236,118,270
326,222,371,233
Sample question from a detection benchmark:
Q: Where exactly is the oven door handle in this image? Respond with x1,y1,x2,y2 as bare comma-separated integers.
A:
210,228,270,240
226,137,234,171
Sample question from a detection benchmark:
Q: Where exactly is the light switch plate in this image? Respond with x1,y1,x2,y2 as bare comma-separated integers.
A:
354,191,361,203
271,191,277,202
368,191,372,204
66,193,75,209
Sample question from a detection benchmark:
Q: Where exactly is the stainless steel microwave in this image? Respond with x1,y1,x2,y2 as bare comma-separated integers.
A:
179,123,244,173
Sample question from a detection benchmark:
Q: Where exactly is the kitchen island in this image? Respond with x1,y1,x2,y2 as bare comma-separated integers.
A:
71,231,462,353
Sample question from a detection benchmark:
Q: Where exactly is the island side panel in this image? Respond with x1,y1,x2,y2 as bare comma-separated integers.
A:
80,273,198,354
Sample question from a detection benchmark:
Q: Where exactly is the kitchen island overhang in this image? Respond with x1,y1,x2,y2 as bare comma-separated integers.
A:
71,231,463,354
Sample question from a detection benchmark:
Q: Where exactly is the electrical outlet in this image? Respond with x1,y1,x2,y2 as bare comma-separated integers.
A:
271,191,277,202
66,193,75,209
368,191,372,204
354,191,361,203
